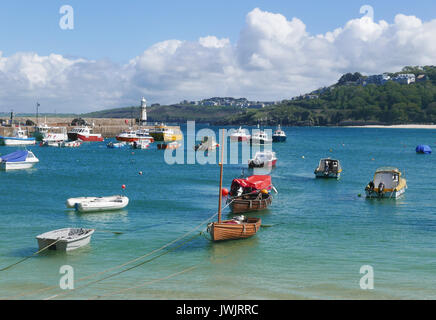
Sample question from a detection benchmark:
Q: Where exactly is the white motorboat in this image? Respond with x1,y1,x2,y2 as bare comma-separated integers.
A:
250,130,272,145
116,128,154,143
67,126,103,142
272,125,287,142
314,158,342,179
40,127,68,146
194,136,219,151
107,141,127,148
36,228,95,251
248,151,277,168
230,127,251,142
61,140,81,148
0,127,36,146
33,123,51,141
0,150,39,170
365,167,407,199
66,195,129,212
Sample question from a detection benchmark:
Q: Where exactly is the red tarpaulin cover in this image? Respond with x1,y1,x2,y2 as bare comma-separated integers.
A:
231,175,271,190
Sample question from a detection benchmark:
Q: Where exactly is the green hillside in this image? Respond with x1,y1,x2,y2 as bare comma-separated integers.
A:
82,66,436,126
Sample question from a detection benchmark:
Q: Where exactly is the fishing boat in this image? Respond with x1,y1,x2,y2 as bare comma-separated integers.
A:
272,125,287,142
194,136,219,151
0,150,39,170
227,175,274,213
149,123,183,142
314,158,342,179
107,141,127,148
365,167,407,199
248,151,277,168
157,141,181,150
0,127,36,146
131,140,150,149
74,195,129,213
67,126,104,142
116,128,154,143
230,127,251,142
207,130,261,241
40,127,68,146
33,123,51,141
36,228,95,251
250,130,272,145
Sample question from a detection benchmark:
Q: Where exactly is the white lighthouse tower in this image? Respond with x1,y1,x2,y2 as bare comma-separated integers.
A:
140,97,147,125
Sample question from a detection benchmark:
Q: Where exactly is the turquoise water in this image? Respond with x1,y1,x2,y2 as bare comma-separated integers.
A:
0,126,435,300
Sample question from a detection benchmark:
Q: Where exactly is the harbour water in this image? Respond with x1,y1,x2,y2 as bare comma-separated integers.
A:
0,126,435,299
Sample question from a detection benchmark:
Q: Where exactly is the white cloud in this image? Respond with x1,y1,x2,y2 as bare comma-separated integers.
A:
1,8,436,113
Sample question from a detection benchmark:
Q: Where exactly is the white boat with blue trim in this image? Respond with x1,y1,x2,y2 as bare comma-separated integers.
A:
0,150,39,170
0,127,36,146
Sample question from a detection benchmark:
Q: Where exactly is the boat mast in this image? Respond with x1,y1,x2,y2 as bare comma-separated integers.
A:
218,129,224,223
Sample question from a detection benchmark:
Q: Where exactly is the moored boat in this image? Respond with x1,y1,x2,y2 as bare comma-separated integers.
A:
272,125,287,142
107,141,127,148
116,128,154,143
74,195,129,213
149,123,183,142
40,127,68,146
67,126,103,142
207,130,262,241
66,195,123,208
314,158,342,179
157,141,181,150
60,140,81,148
194,136,219,151
416,145,432,154
0,150,39,170
250,130,272,145
365,167,407,199
36,228,95,251
131,140,150,149
230,127,251,142
248,151,277,168
33,123,51,141
0,127,36,146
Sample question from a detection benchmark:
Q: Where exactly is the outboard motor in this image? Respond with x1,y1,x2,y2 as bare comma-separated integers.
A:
232,215,246,223
365,181,375,192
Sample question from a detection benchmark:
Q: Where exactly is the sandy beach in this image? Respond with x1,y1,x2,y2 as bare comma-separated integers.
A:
347,124,436,129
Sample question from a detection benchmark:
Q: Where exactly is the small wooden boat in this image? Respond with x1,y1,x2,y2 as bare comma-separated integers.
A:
248,151,277,168
0,150,39,170
228,191,273,213
314,158,342,179
207,130,261,241
36,228,95,251
365,167,407,199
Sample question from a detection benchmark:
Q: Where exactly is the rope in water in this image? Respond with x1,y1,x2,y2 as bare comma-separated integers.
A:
0,238,62,272
4,202,232,300
44,231,203,300
88,265,198,300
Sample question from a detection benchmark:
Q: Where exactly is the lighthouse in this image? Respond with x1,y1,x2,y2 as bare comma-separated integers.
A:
140,97,147,125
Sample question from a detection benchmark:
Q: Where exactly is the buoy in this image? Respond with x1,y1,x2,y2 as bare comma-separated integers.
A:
261,189,268,194
222,188,229,196
358,194,362,197
302,156,305,159
131,152,134,155
329,149,332,152
139,171,143,175
122,184,126,189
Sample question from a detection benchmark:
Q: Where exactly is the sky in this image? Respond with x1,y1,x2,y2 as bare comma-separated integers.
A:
1,0,436,113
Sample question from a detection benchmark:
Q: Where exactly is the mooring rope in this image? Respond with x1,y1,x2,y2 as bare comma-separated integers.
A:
44,232,202,300
89,265,198,300
0,238,62,272
4,202,232,300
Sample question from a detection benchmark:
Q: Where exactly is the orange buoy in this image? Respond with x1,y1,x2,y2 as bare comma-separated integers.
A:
222,188,229,196
261,189,268,194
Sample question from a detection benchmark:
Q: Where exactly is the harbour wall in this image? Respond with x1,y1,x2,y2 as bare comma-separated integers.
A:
0,118,181,138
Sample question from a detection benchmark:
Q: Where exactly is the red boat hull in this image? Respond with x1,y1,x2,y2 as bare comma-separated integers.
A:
77,134,104,142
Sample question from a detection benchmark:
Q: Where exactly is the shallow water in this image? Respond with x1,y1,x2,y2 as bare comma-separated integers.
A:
0,126,435,299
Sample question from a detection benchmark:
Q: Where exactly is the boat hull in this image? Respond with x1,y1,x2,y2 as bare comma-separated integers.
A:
230,136,250,142
36,229,94,251
229,194,272,213
272,136,286,142
0,137,36,146
365,187,406,199
68,133,103,142
248,159,277,168
208,218,261,241
74,196,129,212
0,161,37,170
315,171,341,179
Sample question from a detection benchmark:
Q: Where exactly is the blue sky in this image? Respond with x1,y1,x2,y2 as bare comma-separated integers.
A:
1,1,436,113
1,0,435,62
